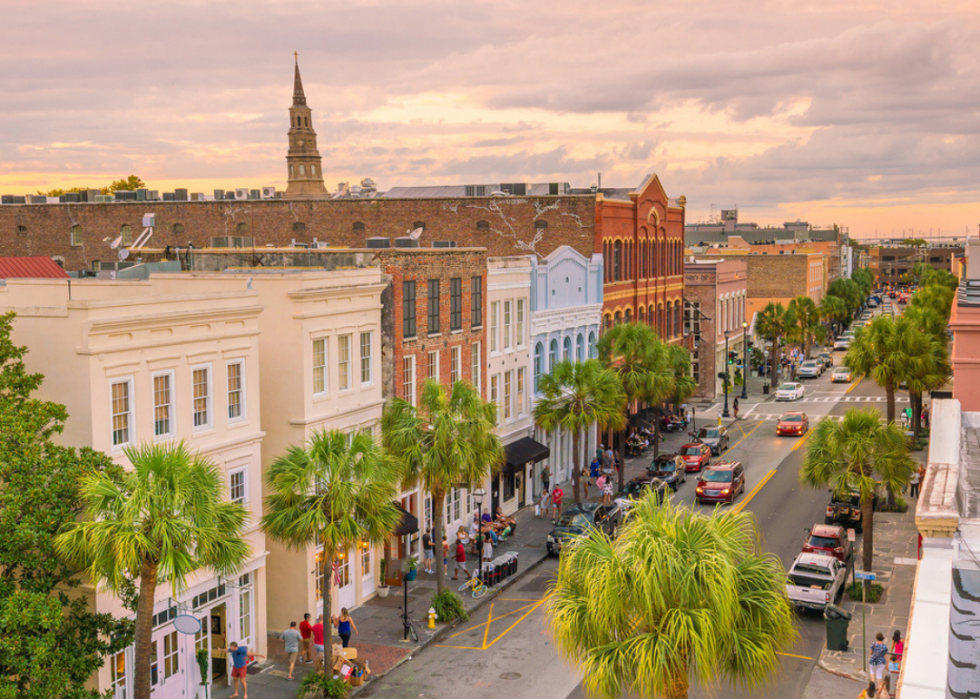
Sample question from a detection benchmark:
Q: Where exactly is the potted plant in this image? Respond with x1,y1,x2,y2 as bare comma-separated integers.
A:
377,559,390,598
195,648,210,699
404,556,418,582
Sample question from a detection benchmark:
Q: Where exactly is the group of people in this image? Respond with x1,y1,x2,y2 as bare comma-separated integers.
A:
421,527,470,580
859,630,904,698
418,505,520,583
275,610,358,685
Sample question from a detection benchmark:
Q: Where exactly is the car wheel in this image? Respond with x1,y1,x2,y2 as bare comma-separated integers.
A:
547,544,554,557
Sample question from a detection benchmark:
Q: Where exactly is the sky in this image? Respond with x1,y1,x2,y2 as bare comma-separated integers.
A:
1,0,978,239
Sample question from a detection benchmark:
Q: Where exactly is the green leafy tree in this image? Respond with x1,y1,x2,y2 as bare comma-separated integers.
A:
787,296,826,359
800,409,915,578
534,360,626,504
845,315,920,423
826,278,863,315
108,175,146,192
548,496,796,699
56,442,251,699
262,429,401,620
755,302,795,386
0,312,133,699
819,295,849,338
382,380,503,594
897,322,949,437
851,268,874,297
665,343,697,407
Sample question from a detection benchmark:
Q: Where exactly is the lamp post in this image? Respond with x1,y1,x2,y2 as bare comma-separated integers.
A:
722,329,731,418
473,487,486,563
741,320,749,399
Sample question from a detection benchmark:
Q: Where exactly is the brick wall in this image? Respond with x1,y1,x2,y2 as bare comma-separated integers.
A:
745,254,809,301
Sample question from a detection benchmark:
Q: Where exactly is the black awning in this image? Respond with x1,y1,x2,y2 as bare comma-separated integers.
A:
503,437,550,474
392,503,419,537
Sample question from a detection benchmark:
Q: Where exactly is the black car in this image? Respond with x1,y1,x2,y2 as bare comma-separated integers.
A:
824,490,876,533
694,425,730,455
615,476,670,510
646,455,687,491
546,502,622,556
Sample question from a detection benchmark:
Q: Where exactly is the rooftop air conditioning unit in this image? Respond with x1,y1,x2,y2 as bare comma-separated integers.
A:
261,187,276,199
365,237,390,249
235,188,249,201
431,240,457,248
394,237,420,248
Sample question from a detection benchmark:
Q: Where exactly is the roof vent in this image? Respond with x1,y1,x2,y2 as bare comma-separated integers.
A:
365,237,390,249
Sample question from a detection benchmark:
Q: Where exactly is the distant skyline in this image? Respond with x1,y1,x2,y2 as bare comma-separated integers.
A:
2,0,978,239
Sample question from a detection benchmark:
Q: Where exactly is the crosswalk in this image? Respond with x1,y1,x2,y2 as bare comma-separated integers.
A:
696,394,908,415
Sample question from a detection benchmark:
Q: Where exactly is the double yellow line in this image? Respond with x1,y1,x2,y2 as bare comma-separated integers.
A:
733,468,777,513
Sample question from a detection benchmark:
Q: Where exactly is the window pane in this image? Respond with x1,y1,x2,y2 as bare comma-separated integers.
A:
504,371,512,420
338,335,351,390
193,367,210,428
450,346,461,384
427,279,440,334
360,332,373,384
450,278,462,330
153,374,171,437
428,351,439,380
230,471,246,505
503,301,512,349
516,299,525,346
313,338,327,394
403,356,415,405
111,381,130,446
470,342,481,391
227,362,243,420
471,276,482,327
403,281,416,338
490,302,499,352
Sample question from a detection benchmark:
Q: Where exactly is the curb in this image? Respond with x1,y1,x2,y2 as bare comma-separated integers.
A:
817,659,867,683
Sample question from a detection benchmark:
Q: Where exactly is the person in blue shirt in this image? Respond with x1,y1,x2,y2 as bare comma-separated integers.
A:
334,607,358,648
223,641,264,699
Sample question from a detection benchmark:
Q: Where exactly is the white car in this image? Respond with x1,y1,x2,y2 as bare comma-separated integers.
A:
775,382,805,401
797,361,822,379
831,368,853,383
833,337,850,351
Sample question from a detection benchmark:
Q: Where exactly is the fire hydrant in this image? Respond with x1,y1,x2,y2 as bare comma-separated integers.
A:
428,606,437,629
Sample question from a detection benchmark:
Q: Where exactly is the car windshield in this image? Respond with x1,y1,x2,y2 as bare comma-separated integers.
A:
808,535,841,549
698,428,720,439
801,362,817,367
623,482,651,496
781,415,803,422
655,462,676,472
556,513,590,529
701,470,733,483
778,384,797,391
682,446,702,455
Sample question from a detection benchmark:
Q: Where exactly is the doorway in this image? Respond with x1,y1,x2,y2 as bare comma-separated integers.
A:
148,627,181,699
336,551,355,612
207,603,229,687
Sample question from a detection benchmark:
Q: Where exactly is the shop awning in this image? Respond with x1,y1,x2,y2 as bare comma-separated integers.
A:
503,437,550,473
392,503,419,536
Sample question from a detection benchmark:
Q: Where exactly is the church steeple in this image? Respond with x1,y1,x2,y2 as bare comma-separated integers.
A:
285,53,327,199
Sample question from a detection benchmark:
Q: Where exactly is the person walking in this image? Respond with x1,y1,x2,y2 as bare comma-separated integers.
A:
922,404,930,428
602,446,614,475
442,534,449,577
421,528,435,574
869,632,889,685
909,469,921,498
299,612,313,664
581,463,591,498
733,396,739,419
453,537,469,580
541,464,551,495
281,621,303,680
335,608,357,648
551,485,564,521
595,474,607,505
223,641,264,699
482,532,494,563
311,614,326,671
590,457,601,490
537,488,550,519
858,681,877,699
890,630,904,664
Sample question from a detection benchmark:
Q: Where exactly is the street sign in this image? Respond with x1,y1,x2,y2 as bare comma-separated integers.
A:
847,528,856,542
855,571,876,581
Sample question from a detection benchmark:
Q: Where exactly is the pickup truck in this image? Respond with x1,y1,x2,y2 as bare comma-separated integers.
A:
786,553,847,612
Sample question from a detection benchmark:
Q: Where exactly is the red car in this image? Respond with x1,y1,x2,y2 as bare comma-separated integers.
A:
678,443,711,472
695,462,745,504
802,524,850,562
776,412,809,436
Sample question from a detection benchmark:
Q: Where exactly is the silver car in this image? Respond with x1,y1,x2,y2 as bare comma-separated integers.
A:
797,361,821,379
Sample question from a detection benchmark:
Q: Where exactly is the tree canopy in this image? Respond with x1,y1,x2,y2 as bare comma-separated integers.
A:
38,175,146,197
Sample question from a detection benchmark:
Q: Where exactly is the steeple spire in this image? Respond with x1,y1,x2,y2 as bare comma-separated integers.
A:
293,52,307,107
285,54,326,199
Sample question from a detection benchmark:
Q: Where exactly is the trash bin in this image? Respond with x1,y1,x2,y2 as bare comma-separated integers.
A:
824,604,852,651
763,383,770,395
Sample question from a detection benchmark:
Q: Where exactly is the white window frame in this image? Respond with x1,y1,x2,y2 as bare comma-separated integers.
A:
428,350,440,381
110,377,134,450
338,334,352,392
403,355,416,406
490,301,499,353
226,359,246,423
471,342,481,392
504,370,513,420
239,579,253,647
312,337,328,395
229,468,247,507
516,299,525,347
360,331,373,385
151,370,175,440
163,630,179,680
450,346,461,384
503,300,512,349
490,374,500,420
517,367,526,416
191,364,213,431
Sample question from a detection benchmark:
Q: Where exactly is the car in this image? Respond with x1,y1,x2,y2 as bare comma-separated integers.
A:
786,553,847,612
867,299,878,308
797,361,822,379
816,352,833,368
831,367,852,383
677,442,712,471
833,337,850,351
546,502,622,556
776,411,809,436
692,426,729,456
614,476,670,511
695,461,745,505
775,382,805,401
802,523,850,562
825,490,867,533
647,455,688,489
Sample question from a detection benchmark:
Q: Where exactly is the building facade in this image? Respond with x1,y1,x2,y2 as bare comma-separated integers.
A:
743,252,825,321
869,244,964,285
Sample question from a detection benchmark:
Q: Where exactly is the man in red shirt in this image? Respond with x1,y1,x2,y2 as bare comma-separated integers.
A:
551,486,564,522
453,539,469,580
311,614,326,671
299,612,313,664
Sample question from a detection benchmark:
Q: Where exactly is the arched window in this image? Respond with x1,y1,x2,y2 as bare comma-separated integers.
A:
236,222,249,235
649,304,656,326
674,301,682,338
563,336,572,361
299,164,306,175
534,220,548,229
172,223,185,235
293,222,306,233
290,165,294,178
602,314,612,331
476,220,489,230
576,334,585,361
588,331,597,358
658,304,664,334
613,241,622,281
534,342,544,391
353,221,365,232
549,339,558,370
624,307,632,324
311,165,316,175
638,306,645,323
666,305,673,338
119,224,132,245
412,221,425,231
614,311,622,325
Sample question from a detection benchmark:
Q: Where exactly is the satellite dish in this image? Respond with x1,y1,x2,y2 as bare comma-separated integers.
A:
408,227,423,240
109,236,123,249
118,249,130,261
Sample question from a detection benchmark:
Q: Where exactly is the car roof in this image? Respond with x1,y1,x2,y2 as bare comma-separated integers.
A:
681,442,703,449
780,411,805,418
564,503,598,515
794,552,837,567
705,461,740,471
811,524,844,537
801,360,818,365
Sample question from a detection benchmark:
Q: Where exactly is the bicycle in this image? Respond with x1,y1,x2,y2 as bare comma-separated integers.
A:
401,606,419,642
459,575,489,599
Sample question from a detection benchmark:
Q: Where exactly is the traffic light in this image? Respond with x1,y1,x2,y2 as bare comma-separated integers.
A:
728,351,736,365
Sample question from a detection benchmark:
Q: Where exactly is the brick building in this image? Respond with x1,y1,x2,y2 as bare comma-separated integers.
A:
869,244,964,285
743,252,825,321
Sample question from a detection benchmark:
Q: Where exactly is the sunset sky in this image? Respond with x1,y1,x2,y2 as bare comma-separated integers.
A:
2,0,978,238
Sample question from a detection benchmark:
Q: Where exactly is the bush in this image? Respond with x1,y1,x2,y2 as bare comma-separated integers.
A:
878,496,908,513
431,589,469,623
846,582,884,603
298,672,350,699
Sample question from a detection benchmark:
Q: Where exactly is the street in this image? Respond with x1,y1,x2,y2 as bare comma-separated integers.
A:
362,338,897,698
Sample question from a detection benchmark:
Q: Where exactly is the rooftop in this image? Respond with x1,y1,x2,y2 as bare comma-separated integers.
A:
0,256,70,280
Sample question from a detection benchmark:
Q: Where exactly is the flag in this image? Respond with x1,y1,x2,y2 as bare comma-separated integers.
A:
332,559,342,586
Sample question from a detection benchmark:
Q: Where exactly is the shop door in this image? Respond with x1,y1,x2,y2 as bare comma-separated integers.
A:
336,551,355,611
149,628,184,699
360,545,375,597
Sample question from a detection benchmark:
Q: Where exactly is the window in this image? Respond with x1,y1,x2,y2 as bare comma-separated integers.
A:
361,544,371,578
120,224,132,246
674,303,682,338
230,469,247,506
110,378,133,448
424,496,433,531
236,222,249,235
313,338,327,394
428,351,440,381
227,360,245,421
503,301,512,349
449,278,462,331
563,336,572,361
292,221,306,234
239,585,252,644
476,220,489,230
490,375,499,418
403,281,416,338
153,372,174,438
360,331,373,384
503,370,513,420
588,331,597,358
413,221,425,231
173,223,185,235
549,339,558,370
451,346,461,384
471,276,483,327
444,488,463,528
192,366,212,429
353,221,365,232
403,356,416,406
70,224,82,246
111,651,127,698
427,279,440,334
517,368,526,416
338,335,352,391
471,342,481,391
534,342,543,391
535,220,548,229
576,334,585,361
516,299,525,347
490,301,499,352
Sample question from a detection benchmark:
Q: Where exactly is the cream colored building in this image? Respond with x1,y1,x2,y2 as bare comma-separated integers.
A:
1,275,267,699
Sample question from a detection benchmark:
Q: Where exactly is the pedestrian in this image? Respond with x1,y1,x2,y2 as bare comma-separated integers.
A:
538,488,550,519
922,404,930,428
299,612,313,664
686,407,694,427
224,641,264,699
890,630,904,664
602,446,614,475
596,444,605,462
733,396,739,419
442,534,449,577
674,452,685,474
551,486,564,521
453,537,469,580
311,614,325,671
790,363,797,381
869,632,888,684
581,463,591,498
482,532,494,563
858,681,877,699
595,474,606,505
335,608,357,648
590,457,601,488
875,675,891,699
541,464,551,494
602,473,614,504
909,469,921,498
281,621,303,680
421,528,435,574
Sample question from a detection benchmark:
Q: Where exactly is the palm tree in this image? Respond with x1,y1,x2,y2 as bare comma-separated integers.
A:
56,442,250,699
755,302,795,386
534,360,626,504
896,322,949,437
665,343,697,408
262,429,401,620
548,496,796,699
819,295,849,338
788,296,826,359
382,380,503,594
845,315,920,423
800,409,914,579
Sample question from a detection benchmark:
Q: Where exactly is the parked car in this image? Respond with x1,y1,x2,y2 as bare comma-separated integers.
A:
692,426,729,456
831,367,853,383
614,476,669,511
797,361,822,379
776,411,809,436
786,553,847,612
546,502,622,556
825,490,870,532
802,523,850,562
647,455,688,490
695,461,745,505
775,382,805,401
677,442,712,471
816,352,833,368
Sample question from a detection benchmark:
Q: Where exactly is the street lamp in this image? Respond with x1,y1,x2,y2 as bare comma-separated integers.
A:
472,487,486,560
741,321,749,399
722,329,731,418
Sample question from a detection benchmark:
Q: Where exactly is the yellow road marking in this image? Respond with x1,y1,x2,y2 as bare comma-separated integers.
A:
846,377,862,394
482,603,493,649
444,602,537,640
733,422,748,438
485,596,551,649
733,468,777,513
434,643,487,650
776,651,814,660
498,598,542,602
791,427,816,452
726,421,763,452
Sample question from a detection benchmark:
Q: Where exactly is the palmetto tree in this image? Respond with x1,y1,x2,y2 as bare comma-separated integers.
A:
897,322,949,437
845,314,920,423
787,296,826,359
56,442,251,699
755,302,796,386
548,496,795,699
665,343,697,407
533,359,626,504
819,295,849,338
382,380,503,594
800,409,914,578
262,429,401,621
